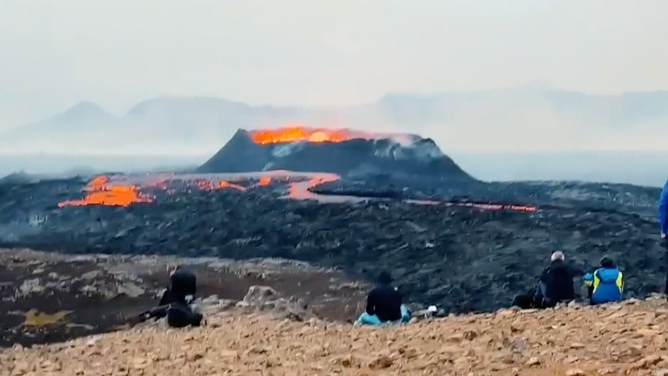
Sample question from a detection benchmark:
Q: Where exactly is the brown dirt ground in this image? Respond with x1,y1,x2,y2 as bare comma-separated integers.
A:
3,298,668,376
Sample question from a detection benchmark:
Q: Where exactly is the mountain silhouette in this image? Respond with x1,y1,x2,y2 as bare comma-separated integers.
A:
2,84,668,154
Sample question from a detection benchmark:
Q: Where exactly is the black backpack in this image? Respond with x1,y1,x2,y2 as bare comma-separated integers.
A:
167,302,203,328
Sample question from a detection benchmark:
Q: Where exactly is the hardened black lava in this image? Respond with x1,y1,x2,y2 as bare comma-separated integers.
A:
0,175,664,313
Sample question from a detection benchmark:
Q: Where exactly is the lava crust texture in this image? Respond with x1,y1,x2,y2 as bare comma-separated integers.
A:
0,176,664,314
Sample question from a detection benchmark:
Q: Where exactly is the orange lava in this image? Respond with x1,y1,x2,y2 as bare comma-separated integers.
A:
288,175,339,199
191,179,247,192
219,181,247,191
454,202,538,212
58,174,539,213
250,126,351,145
58,176,153,207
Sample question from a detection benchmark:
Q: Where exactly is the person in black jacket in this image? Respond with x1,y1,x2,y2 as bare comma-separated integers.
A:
355,271,410,326
536,251,580,307
513,251,582,309
159,267,197,306
139,267,203,328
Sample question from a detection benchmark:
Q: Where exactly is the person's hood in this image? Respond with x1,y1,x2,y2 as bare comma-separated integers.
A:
170,269,197,297
376,271,393,285
597,267,620,283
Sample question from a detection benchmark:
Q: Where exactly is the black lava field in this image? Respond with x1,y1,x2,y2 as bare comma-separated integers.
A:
0,173,664,314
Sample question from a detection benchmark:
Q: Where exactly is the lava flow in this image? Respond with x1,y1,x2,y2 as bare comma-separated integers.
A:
452,202,538,212
58,176,153,208
57,173,538,213
250,126,352,145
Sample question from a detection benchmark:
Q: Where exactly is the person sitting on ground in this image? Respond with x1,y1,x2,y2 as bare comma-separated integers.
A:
513,251,581,309
140,266,203,328
355,271,411,326
583,256,623,305
159,266,197,306
534,251,581,307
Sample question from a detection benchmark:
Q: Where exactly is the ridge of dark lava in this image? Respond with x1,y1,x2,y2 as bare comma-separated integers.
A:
196,127,474,181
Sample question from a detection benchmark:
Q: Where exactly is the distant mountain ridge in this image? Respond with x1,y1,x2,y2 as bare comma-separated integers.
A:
2,84,668,154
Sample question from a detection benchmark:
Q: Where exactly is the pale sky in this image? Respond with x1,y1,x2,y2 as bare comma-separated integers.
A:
1,0,667,131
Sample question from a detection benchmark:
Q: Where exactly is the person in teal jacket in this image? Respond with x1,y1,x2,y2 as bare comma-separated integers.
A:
583,256,623,305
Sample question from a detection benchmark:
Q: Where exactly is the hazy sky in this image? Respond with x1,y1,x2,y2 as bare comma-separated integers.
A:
1,0,667,132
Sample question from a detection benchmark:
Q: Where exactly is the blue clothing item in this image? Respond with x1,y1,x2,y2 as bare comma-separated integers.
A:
660,180,668,235
582,272,594,287
591,267,623,305
356,305,411,326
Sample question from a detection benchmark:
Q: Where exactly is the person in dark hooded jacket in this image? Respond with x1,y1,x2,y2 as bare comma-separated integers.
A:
159,267,197,306
535,251,581,307
355,271,411,326
139,267,202,328
513,251,582,309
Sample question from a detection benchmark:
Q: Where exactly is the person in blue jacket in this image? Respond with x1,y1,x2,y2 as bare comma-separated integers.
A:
661,180,668,241
583,256,623,305
660,180,668,294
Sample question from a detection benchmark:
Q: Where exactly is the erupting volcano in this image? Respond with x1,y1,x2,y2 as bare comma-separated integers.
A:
197,126,474,181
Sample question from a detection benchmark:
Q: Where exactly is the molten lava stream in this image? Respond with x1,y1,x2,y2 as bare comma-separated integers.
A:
58,177,153,207
219,181,247,191
453,202,538,212
287,175,339,199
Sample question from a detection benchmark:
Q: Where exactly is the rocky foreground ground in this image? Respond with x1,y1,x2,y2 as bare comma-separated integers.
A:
3,297,668,376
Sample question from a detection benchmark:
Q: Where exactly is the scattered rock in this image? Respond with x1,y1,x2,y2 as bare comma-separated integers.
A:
219,350,239,359
243,286,277,306
243,345,267,356
633,355,662,369
526,357,541,366
18,278,43,296
80,271,102,280
116,282,145,298
368,355,393,369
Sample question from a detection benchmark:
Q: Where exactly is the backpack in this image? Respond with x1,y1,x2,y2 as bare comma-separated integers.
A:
167,302,203,328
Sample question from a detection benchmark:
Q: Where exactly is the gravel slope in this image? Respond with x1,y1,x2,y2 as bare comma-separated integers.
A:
3,297,668,376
